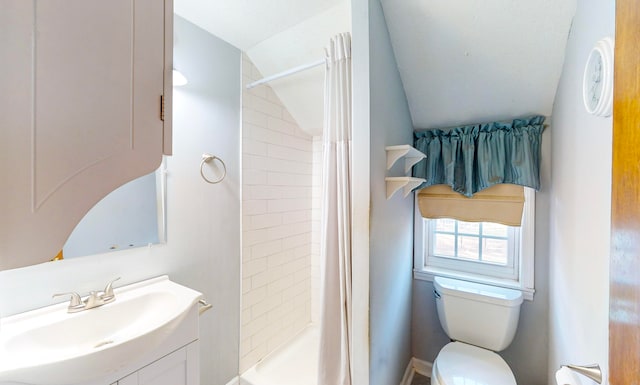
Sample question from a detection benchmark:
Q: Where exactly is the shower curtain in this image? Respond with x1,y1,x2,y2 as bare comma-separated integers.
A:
318,32,352,385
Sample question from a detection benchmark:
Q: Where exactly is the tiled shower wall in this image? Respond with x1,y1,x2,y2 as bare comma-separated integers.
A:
240,54,318,371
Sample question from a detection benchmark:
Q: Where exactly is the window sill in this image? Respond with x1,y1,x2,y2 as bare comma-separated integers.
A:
413,267,535,301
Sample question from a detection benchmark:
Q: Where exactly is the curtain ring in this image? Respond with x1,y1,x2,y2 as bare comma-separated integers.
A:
200,153,226,184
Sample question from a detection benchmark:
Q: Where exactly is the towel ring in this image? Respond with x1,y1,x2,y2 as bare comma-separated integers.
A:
200,153,226,184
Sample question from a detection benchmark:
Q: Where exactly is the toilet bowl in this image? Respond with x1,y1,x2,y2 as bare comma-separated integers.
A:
431,277,523,385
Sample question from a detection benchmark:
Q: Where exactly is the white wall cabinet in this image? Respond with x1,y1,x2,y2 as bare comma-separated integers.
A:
0,0,173,269
117,342,200,385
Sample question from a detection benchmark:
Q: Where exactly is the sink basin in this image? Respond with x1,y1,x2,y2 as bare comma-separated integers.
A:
0,276,202,385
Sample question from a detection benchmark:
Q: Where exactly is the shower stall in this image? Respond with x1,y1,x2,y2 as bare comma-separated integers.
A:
238,54,324,385
238,30,352,385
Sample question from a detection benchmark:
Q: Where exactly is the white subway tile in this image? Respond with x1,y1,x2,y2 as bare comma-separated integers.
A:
240,344,267,373
243,200,268,216
283,232,312,250
248,124,284,145
267,198,310,213
243,286,267,309
240,337,251,360
267,116,297,135
251,239,282,259
243,154,269,171
244,138,268,157
249,213,282,230
282,210,312,224
244,313,268,338
267,157,312,175
247,83,267,99
245,94,282,118
243,257,267,278
267,144,312,163
251,270,269,289
294,266,310,283
243,169,268,185
278,134,313,151
267,172,312,187
243,228,269,247
251,328,270,350
267,222,311,240
243,108,268,127
267,265,284,282
242,277,251,294
242,308,251,326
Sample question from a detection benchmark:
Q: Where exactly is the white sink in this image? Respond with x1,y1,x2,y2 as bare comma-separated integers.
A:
0,276,202,385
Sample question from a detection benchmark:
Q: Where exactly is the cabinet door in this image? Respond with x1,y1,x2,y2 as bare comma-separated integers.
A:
118,342,200,385
0,0,172,269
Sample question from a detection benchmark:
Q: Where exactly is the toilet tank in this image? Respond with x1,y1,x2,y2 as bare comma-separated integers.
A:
434,276,523,351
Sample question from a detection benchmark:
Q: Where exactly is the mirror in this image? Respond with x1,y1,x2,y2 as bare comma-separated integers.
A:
61,159,167,259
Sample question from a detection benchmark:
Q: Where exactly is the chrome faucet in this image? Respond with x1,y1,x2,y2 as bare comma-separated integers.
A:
53,277,121,313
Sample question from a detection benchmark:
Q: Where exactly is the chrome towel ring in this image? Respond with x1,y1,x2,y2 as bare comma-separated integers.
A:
200,153,227,184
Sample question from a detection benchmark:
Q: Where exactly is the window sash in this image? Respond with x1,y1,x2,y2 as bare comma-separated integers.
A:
424,219,520,280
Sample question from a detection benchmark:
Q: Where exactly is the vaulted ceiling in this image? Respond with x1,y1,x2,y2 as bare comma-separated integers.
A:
175,0,576,135
381,0,576,129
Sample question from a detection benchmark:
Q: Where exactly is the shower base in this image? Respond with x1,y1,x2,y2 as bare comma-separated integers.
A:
240,324,319,385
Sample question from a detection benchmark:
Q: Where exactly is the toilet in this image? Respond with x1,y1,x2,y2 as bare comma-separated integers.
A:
431,276,524,385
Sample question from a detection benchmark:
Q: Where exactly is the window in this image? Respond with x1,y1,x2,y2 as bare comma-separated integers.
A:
414,188,535,300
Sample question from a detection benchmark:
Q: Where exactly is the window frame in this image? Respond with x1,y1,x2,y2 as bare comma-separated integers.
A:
413,187,536,300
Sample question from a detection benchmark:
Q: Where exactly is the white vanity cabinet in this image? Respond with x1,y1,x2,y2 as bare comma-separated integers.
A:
0,0,173,269
115,342,199,385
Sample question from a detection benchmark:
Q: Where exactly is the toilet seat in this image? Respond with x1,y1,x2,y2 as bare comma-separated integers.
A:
433,342,516,385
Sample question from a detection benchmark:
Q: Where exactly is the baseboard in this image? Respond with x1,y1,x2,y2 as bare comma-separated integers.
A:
400,357,433,385
412,358,433,377
400,359,415,385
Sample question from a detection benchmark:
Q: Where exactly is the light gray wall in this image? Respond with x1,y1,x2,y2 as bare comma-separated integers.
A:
0,16,241,385
548,0,614,383
368,1,415,384
411,132,552,384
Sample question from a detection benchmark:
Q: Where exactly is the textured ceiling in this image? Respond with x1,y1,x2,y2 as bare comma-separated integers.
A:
380,0,577,129
175,0,349,136
174,0,344,50
177,0,577,135
246,2,351,136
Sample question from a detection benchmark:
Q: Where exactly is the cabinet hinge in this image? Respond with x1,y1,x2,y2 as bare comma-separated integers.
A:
160,94,165,121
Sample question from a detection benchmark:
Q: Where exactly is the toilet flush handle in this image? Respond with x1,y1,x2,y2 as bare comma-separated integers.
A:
434,290,441,299
561,364,602,384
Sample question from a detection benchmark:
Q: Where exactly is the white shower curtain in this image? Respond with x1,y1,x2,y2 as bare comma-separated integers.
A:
318,32,352,385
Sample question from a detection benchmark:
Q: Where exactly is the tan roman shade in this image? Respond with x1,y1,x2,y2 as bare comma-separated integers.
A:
417,184,525,226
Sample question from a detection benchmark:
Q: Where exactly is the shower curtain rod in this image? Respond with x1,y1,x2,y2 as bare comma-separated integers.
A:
245,58,325,89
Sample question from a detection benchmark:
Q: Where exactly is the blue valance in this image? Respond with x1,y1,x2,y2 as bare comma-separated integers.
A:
413,116,545,197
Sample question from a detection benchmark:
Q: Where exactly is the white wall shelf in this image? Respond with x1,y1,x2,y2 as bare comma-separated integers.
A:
385,145,426,174
385,177,425,199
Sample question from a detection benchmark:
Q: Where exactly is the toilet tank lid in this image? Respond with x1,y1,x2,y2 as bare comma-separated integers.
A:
434,277,523,306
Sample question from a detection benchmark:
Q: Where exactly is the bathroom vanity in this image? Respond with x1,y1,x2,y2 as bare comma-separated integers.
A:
0,276,202,385
113,341,198,385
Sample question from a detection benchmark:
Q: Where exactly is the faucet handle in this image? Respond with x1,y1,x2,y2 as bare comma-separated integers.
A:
85,291,104,308
101,277,121,302
52,292,84,312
